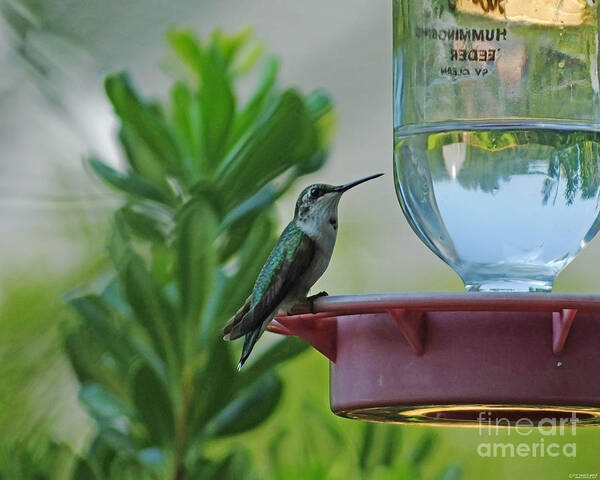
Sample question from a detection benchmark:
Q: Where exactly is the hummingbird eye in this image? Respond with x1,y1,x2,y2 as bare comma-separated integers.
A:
309,187,320,199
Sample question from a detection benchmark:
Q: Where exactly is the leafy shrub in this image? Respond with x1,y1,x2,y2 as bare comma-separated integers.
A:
66,28,335,479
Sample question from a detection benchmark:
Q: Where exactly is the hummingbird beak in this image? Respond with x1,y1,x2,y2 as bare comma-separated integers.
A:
333,173,384,193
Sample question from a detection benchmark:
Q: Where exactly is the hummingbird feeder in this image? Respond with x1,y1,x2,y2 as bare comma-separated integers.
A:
268,293,600,426
269,0,600,427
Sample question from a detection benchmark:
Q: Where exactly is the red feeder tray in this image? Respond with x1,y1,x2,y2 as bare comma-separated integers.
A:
268,293,600,427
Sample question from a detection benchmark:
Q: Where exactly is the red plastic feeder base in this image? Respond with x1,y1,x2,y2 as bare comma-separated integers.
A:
268,293,600,427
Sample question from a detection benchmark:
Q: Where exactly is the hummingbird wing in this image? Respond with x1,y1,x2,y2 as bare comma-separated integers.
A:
222,295,251,339
223,222,316,341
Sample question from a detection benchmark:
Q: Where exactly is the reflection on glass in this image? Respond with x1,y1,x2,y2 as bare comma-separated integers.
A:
394,0,600,291
395,129,600,292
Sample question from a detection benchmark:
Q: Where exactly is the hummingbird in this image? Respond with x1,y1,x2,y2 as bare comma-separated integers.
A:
223,173,383,370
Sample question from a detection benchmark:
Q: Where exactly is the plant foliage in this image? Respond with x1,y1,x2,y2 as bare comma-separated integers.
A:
66,28,335,479
265,400,462,480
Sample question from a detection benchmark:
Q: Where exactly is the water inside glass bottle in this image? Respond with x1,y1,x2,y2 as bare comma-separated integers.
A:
393,0,600,291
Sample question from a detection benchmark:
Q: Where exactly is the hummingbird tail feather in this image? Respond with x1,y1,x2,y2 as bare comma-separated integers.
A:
237,328,262,370
227,310,257,340
223,296,251,341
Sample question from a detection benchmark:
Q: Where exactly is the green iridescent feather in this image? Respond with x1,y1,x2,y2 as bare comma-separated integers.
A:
252,222,311,306
223,221,315,342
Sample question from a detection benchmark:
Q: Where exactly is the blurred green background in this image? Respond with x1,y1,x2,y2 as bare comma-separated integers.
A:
1,1,599,479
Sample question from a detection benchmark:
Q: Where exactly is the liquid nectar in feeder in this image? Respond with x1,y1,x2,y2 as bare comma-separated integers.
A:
268,0,600,427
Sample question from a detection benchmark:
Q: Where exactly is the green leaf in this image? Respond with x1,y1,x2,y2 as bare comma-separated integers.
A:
204,372,282,438
118,252,178,365
409,432,436,466
230,214,275,292
79,382,130,421
306,89,336,149
108,459,154,480
266,428,289,472
188,338,236,439
293,90,335,177
118,126,170,192
132,363,174,445
201,453,236,480
167,29,204,73
87,436,119,477
108,212,132,269
69,295,113,330
301,398,346,449
211,27,253,68
238,337,308,389
217,175,296,262
232,42,265,77
87,157,170,204
229,57,279,146
90,427,137,459
119,202,172,245
105,73,181,175
64,330,95,384
198,47,235,168
188,179,224,218
216,89,319,210
188,447,253,480
217,214,256,263
65,325,131,399
358,424,402,474
72,458,99,480
197,269,229,342
168,30,235,168
219,176,291,233
151,245,174,287
129,342,169,391
381,425,401,467
209,447,254,480
295,151,329,177
217,215,275,320
68,294,132,365
176,199,217,330
100,278,131,317
171,82,205,174
359,423,376,472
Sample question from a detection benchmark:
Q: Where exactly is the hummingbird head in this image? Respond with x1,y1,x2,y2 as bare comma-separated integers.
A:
294,173,383,239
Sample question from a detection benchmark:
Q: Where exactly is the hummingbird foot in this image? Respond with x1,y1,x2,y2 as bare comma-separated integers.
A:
307,291,329,314
288,304,305,315
287,292,329,315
